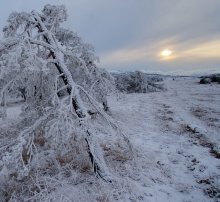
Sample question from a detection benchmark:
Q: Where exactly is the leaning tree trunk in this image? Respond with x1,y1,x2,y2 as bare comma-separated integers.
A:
33,12,111,181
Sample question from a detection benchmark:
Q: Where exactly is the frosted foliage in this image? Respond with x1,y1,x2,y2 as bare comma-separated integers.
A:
70,65,115,105
24,71,56,111
42,4,67,28
3,12,30,37
0,4,132,201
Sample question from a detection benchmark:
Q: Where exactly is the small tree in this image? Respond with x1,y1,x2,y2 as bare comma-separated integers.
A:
0,4,131,192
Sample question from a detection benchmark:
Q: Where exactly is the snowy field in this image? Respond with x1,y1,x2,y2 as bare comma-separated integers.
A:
1,77,220,201
108,77,220,202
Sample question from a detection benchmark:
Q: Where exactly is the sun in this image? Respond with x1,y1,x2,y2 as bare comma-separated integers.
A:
161,49,172,57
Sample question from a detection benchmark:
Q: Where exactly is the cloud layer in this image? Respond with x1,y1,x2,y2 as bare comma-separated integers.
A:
0,0,220,74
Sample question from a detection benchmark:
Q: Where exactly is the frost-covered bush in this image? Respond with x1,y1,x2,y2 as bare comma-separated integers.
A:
0,4,132,201
210,74,220,83
112,71,165,93
200,77,211,84
199,74,220,84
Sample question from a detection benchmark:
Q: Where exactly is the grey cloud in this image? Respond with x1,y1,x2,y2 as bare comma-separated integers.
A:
0,0,220,74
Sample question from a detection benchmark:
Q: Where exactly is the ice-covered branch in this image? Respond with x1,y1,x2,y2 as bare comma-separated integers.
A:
28,38,55,51
46,58,59,64
0,78,16,105
0,38,20,53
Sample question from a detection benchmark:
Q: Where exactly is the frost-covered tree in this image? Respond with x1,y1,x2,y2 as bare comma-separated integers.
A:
0,5,131,198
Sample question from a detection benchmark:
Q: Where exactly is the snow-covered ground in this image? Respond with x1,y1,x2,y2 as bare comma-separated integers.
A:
108,77,220,202
0,77,220,201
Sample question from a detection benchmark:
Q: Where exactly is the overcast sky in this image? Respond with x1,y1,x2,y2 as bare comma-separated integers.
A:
0,0,220,75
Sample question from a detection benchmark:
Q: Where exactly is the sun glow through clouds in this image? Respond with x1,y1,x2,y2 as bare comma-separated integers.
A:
159,49,174,61
161,49,172,57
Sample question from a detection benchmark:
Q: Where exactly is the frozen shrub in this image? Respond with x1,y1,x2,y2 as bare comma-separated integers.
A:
199,74,220,84
200,77,211,84
210,75,220,83
112,71,165,93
